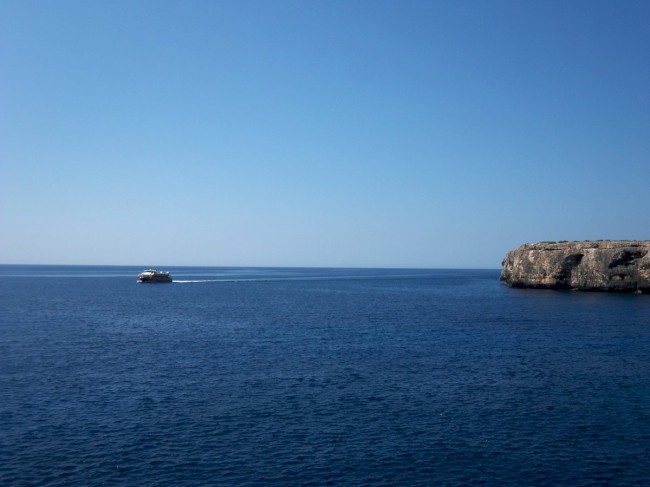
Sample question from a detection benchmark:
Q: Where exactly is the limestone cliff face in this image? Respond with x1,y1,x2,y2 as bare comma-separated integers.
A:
501,241,650,293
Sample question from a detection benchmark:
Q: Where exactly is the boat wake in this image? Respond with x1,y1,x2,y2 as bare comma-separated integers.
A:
172,279,271,284
172,273,432,284
173,279,229,284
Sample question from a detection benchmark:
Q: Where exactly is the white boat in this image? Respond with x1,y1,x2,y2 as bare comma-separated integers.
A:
137,269,173,283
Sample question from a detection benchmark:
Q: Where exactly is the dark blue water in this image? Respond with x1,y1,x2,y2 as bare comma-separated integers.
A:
2,266,650,486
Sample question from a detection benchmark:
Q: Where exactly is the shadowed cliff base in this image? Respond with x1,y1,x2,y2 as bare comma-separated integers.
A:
501,241,650,293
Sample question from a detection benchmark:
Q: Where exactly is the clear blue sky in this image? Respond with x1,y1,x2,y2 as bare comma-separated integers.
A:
2,0,648,268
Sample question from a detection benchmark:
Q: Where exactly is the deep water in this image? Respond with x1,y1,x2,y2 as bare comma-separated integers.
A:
2,266,650,486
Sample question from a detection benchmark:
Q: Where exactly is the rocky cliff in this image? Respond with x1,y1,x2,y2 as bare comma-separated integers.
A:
501,241,650,293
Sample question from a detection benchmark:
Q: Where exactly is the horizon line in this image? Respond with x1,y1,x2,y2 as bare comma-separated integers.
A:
0,263,502,271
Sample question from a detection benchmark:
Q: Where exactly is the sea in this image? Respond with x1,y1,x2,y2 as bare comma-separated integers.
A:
1,265,650,486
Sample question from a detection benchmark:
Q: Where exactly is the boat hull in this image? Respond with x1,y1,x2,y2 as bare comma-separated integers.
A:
137,276,172,283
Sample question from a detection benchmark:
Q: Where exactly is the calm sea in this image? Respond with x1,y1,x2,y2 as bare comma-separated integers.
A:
2,265,650,486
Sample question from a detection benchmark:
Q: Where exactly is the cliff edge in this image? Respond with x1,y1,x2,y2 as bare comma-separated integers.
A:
500,241,650,293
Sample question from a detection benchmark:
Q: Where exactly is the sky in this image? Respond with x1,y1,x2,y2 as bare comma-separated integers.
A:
2,0,649,268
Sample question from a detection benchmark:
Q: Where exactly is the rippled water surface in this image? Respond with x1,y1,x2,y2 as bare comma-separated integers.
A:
2,265,650,486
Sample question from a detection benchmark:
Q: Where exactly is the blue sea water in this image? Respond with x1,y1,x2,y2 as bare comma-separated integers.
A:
1,265,650,486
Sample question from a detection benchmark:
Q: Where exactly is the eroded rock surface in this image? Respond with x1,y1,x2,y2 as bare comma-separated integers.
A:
500,241,650,293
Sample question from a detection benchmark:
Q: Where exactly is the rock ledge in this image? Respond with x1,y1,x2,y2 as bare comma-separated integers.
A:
500,241,650,293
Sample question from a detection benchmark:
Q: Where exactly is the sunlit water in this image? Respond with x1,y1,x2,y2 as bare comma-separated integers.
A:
2,265,650,486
